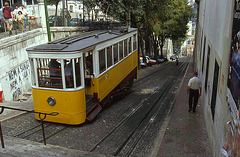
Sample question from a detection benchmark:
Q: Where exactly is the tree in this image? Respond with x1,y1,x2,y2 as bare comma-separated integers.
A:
84,0,97,21
93,0,193,59
153,0,194,57
47,0,61,26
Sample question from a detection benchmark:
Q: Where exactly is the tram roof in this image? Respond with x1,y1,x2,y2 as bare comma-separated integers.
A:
26,28,137,53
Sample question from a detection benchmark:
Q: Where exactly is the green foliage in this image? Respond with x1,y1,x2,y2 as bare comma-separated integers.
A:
92,0,194,56
47,0,61,5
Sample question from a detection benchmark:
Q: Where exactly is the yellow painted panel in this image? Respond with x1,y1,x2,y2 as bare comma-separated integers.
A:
97,50,138,101
32,88,86,125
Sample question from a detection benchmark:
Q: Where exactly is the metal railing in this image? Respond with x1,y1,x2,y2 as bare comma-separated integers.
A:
0,106,58,148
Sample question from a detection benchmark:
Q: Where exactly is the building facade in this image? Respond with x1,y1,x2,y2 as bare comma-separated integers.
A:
194,0,240,156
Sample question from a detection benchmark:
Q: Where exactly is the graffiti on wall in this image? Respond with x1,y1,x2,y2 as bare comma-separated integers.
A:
8,61,30,100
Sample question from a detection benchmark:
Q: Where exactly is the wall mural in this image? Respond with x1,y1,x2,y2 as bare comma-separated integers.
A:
7,61,30,100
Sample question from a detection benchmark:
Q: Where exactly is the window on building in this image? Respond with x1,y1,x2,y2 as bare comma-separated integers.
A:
70,5,73,13
211,60,219,120
202,36,206,72
204,46,211,92
99,49,106,73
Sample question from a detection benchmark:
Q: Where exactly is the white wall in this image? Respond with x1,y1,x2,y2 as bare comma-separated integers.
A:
195,0,235,156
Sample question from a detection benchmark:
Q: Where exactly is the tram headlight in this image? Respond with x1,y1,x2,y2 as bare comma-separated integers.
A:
47,97,56,106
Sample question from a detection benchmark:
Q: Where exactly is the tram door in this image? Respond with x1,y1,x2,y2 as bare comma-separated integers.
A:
84,51,94,96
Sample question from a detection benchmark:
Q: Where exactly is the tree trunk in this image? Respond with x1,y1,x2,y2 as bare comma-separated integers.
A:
145,36,150,56
54,2,59,27
92,9,94,21
159,36,165,57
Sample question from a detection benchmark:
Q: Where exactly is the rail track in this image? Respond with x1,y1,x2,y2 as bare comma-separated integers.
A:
89,60,189,156
1,57,190,156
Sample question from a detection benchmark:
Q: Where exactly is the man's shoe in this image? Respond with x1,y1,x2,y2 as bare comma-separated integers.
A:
188,109,191,112
193,110,196,113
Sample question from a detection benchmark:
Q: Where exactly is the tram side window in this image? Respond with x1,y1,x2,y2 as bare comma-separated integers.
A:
64,59,74,88
86,52,93,75
29,58,36,86
124,39,128,57
36,58,62,88
99,49,106,73
75,58,81,87
113,44,118,64
107,46,113,68
119,41,123,60
128,37,132,54
133,34,137,51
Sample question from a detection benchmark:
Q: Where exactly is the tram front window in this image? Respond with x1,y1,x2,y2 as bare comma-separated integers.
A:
29,58,36,86
75,58,81,87
65,59,74,88
34,58,82,89
36,58,62,88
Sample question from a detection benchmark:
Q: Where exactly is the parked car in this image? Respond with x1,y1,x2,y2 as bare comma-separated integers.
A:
70,18,83,26
0,12,5,32
170,55,178,61
139,56,147,68
146,56,156,65
48,16,63,26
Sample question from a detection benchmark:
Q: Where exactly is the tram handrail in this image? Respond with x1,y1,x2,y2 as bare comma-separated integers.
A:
0,106,59,148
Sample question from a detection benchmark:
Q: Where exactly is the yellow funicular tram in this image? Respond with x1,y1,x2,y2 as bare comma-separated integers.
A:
26,28,138,125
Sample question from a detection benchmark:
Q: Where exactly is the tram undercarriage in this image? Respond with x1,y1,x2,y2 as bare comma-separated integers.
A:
86,67,137,121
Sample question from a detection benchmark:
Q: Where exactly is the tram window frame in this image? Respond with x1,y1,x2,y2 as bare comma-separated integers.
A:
74,58,82,87
29,58,36,86
124,39,128,57
128,37,132,54
36,58,63,89
113,43,118,64
133,34,137,51
99,49,106,73
107,46,113,68
119,41,123,60
64,59,75,89
85,52,93,75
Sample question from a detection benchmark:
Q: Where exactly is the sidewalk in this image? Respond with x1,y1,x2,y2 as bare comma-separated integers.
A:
0,97,34,121
157,61,213,156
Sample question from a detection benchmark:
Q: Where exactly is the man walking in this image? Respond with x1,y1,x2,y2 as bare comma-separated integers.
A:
187,72,202,112
2,2,13,35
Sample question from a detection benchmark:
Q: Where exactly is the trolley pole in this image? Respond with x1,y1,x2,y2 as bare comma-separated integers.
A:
44,0,51,42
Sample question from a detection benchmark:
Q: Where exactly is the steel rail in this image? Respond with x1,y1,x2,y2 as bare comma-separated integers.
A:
135,61,185,85
89,61,188,153
122,62,189,157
